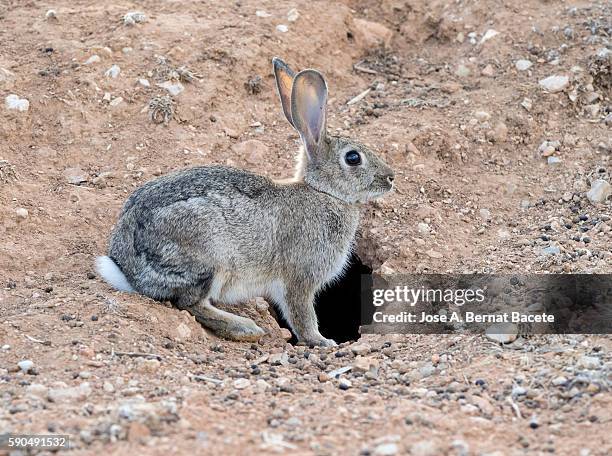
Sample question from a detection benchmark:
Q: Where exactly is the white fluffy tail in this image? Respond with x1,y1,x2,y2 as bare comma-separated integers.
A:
95,256,135,292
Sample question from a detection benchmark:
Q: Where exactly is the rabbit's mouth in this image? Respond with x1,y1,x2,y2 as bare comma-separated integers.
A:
360,184,394,202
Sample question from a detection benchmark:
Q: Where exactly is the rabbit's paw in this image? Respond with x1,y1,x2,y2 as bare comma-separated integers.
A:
299,335,337,347
225,317,266,342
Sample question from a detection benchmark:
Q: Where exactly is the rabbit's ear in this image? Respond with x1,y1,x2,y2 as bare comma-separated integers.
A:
272,57,296,127
291,69,328,158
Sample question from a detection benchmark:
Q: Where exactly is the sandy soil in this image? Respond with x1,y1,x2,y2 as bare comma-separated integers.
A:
1,0,611,455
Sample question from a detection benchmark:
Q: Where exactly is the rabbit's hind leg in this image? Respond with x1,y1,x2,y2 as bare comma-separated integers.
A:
187,299,266,342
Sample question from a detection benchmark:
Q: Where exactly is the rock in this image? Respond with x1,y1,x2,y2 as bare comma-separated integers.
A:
353,18,393,49
318,373,330,382
541,245,561,255
279,328,292,341
18,360,34,373
231,140,269,164
136,358,160,373
479,29,499,45
64,167,87,185
110,97,123,107
374,443,398,456
577,355,601,369
48,382,92,402
138,78,150,87
486,122,508,143
174,323,191,341
5,94,29,111
515,60,533,71
485,323,518,344
338,378,352,390
411,440,438,456
15,208,29,220
353,356,379,374
521,98,533,111
552,376,568,386
103,381,115,393
287,9,299,22
233,378,250,390
417,223,430,234
157,81,184,96
26,383,48,398
479,208,491,221
539,75,569,93
268,352,289,366
105,65,121,78
419,363,436,378
455,64,471,78
586,180,611,204
481,64,495,77
123,11,146,25
472,396,495,416
350,342,371,356
255,298,269,313
474,111,491,121
85,55,101,65
276,24,289,33
45,9,57,20
425,249,443,259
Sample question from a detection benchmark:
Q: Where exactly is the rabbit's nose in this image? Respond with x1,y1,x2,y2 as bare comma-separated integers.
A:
386,174,395,184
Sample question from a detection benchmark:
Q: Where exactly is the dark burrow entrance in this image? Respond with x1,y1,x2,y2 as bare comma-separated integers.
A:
274,253,373,344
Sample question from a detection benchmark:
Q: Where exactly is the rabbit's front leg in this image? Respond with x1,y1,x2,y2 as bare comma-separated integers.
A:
279,283,337,347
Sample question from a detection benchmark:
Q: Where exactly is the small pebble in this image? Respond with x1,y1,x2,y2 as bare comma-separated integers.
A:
18,360,34,373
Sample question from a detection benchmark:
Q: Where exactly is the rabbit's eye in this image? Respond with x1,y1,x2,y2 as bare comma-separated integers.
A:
345,150,361,166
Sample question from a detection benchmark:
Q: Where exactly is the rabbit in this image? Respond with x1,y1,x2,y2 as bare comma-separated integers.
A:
95,57,394,347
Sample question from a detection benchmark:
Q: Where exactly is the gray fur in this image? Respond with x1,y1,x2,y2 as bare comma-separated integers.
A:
98,58,394,346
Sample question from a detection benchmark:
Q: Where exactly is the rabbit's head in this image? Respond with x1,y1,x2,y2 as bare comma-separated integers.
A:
273,58,394,204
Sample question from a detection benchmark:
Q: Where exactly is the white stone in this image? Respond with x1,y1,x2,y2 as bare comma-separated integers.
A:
515,59,533,71
15,208,29,219
85,55,101,65
18,360,34,373
45,9,57,20
123,11,146,25
233,378,250,390
276,24,289,33
586,179,611,204
287,9,299,22
455,64,471,78
338,378,352,389
255,10,271,18
138,78,150,87
374,443,398,456
5,94,29,111
539,75,569,92
105,64,121,78
474,111,491,121
157,81,184,96
479,29,499,44
417,222,430,234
